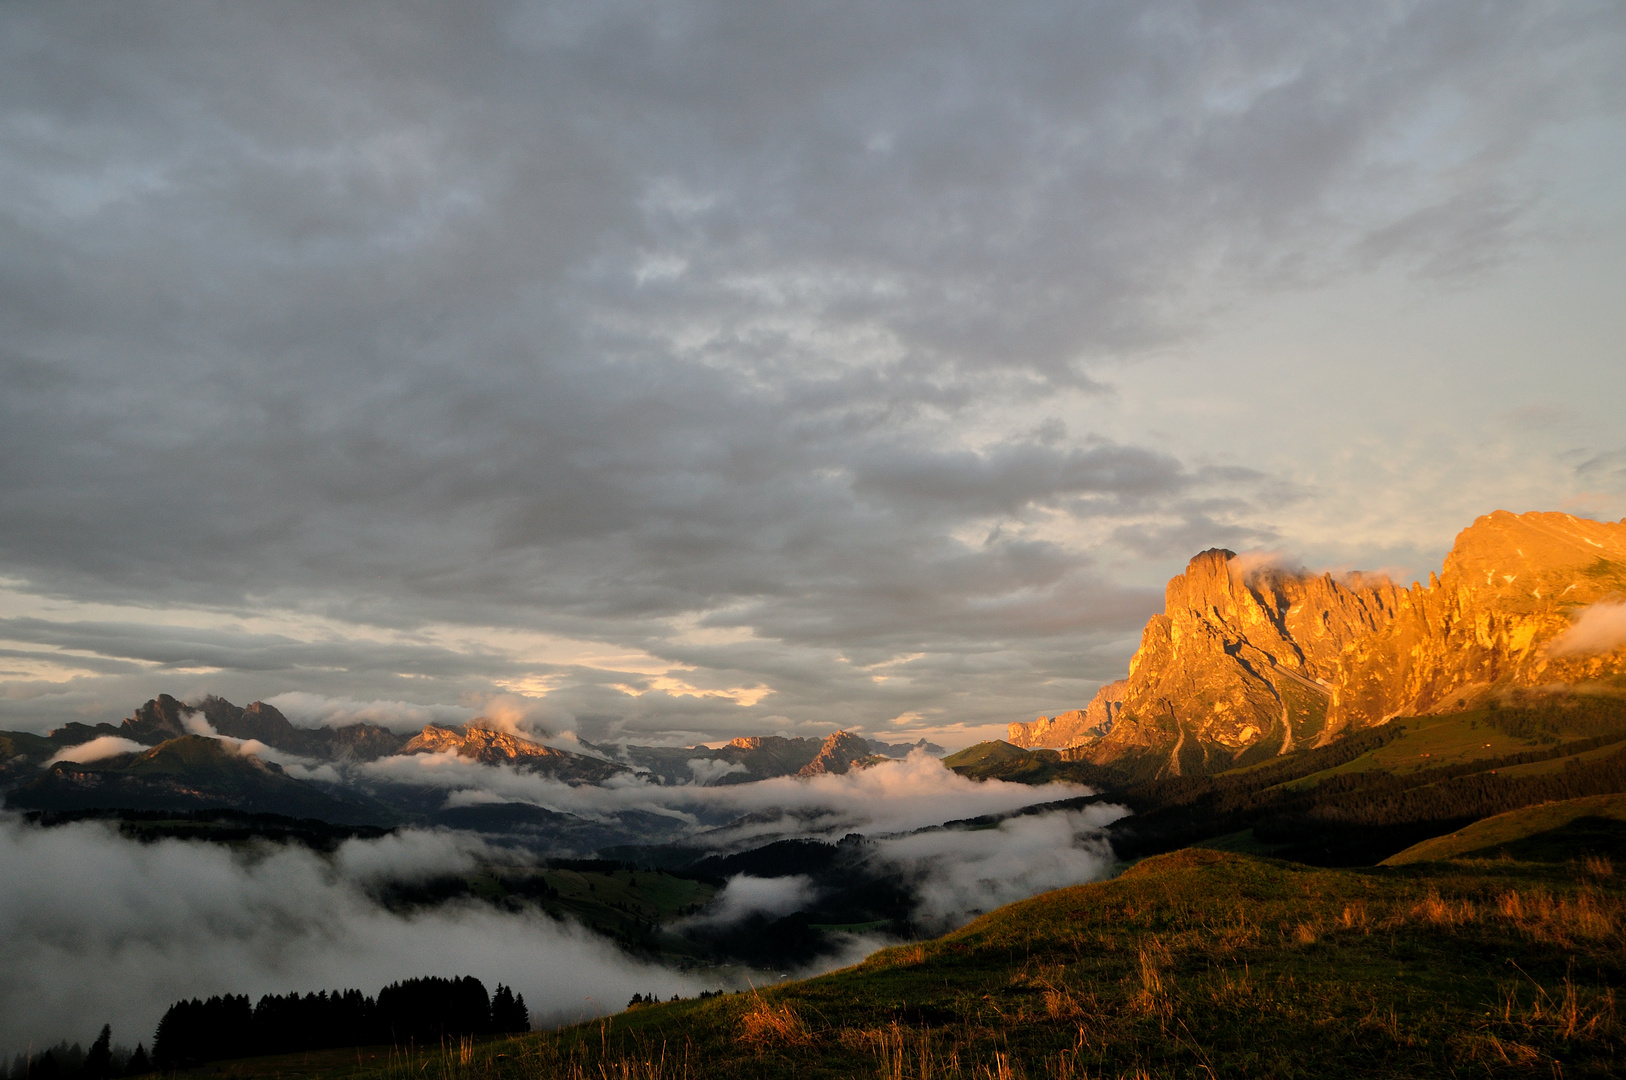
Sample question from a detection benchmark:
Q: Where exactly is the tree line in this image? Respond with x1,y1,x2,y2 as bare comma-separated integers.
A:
149,976,528,1069
5,1026,148,1080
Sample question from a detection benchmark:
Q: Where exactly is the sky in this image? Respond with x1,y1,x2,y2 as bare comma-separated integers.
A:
1,1,1624,748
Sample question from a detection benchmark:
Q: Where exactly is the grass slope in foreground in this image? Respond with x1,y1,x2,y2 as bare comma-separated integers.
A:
196,848,1624,1079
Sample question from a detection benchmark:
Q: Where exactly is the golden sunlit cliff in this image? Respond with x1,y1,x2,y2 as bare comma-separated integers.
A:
1013,511,1626,776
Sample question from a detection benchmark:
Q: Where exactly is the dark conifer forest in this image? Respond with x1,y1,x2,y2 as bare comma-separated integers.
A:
110,977,527,1072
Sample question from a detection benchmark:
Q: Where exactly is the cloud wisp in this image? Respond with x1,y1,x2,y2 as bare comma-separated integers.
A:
1550,600,1626,658
43,736,148,765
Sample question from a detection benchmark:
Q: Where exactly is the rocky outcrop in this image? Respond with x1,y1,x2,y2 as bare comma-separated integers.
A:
1020,511,1626,777
200,696,408,761
866,737,947,758
797,731,878,776
109,694,408,761
120,694,194,744
1010,680,1126,749
1326,510,1626,727
403,723,627,782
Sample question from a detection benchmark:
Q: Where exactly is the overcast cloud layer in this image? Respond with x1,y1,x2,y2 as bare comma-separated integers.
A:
2,2,1624,745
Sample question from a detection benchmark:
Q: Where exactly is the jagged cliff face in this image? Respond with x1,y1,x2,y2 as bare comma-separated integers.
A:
1329,510,1626,727
1012,511,1626,777
796,730,876,776
1009,680,1125,749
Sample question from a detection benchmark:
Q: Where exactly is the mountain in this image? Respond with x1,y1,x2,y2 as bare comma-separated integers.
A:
1013,510,1626,777
866,737,947,758
84,693,413,761
796,730,877,776
4,735,386,823
401,723,627,783
199,696,409,760
588,730,888,785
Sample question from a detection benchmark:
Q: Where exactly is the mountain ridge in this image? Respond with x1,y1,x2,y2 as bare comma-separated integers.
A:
1013,510,1626,777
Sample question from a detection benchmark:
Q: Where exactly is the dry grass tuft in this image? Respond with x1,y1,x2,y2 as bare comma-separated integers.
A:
1583,853,1614,878
738,995,813,1048
1412,890,1475,927
1336,901,1368,932
1494,888,1620,942
1291,920,1319,945
850,1021,964,1080
1499,978,1619,1042
1042,983,1085,1021
1134,938,1174,1021
1453,1032,1541,1067
971,1052,1021,1080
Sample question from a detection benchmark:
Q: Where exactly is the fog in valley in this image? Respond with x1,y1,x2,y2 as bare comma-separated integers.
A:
0,754,1123,1055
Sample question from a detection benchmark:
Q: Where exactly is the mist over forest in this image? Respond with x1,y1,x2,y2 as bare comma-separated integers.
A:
0,717,1124,1056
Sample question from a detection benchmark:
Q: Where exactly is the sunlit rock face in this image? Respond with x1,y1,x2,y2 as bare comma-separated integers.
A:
1328,510,1626,730
1014,511,1626,777
402,723,627,782
1009,681,1126,750
796,730,876,776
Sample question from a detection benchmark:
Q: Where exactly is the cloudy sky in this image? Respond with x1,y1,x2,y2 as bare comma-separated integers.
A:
1,1,1623,747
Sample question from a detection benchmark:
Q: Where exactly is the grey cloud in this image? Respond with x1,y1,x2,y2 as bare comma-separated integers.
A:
0,1,1620,743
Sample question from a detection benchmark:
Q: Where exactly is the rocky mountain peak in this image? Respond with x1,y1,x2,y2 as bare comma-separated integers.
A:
1012,510,1626,779
797,730,876,776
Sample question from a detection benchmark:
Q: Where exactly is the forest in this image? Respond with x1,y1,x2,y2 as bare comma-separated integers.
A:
4,977,528,1078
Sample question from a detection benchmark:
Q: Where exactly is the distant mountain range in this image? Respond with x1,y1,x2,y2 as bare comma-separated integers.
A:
1012,510,1626,779
5,734,386,823
0,689,944,837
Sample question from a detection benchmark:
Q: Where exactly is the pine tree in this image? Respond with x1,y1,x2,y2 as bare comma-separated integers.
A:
83,1025,112,1080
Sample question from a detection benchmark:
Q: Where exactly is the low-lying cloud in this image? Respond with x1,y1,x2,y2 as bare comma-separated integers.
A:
44,736,148,765
360,751,1094,845
877,808,1125,928
0,818,704,1057
691,874,817,928
0,748,1130,1056
1550,601,1626,658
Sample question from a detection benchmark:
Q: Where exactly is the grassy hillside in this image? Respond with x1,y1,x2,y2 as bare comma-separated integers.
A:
377,863,720,961
955,693,1626,868
942,740,1122,786
190,848,1626,1079
1383,794,1626,865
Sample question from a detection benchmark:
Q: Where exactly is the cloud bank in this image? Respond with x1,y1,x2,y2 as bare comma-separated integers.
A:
877,808,1123,927
362,751,1094,845
0,819,703,1056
